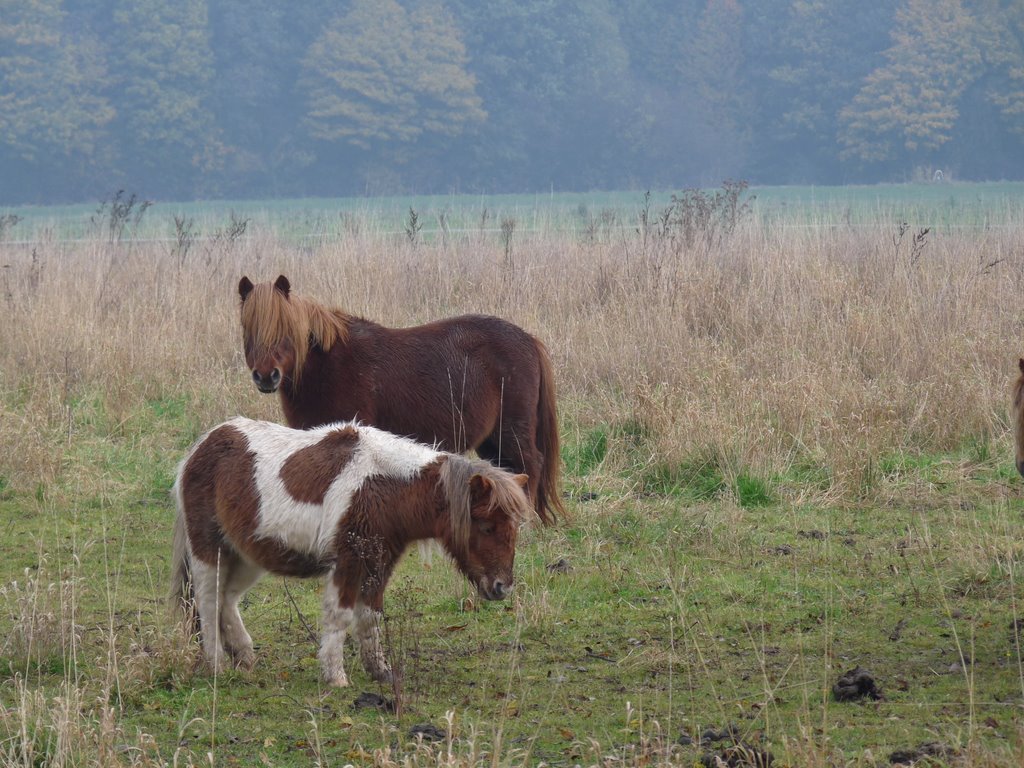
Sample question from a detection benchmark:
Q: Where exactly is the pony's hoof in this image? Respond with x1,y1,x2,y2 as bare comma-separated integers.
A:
205,653,230,675
234,651,256,671
370,667,393,685
326,672,350,688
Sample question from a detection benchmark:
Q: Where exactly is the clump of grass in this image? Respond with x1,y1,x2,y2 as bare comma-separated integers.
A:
0,560,81,674
0,212,22,240
563,425,609,476
734,471,775,507
660,178,755,251
640,454,726,501
90,189,152,242
0,677,163,767
782,455,834,494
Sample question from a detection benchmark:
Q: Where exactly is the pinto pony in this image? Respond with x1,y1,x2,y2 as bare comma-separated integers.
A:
1013,359,1024,477
171,416,531,684
237,275,563,525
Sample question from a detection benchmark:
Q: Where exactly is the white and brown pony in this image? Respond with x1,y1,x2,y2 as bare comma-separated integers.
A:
170,417,531,686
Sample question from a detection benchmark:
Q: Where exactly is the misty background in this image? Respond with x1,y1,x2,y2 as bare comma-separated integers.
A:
2,0,1023,206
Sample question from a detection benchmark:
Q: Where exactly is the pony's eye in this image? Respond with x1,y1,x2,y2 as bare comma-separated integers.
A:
478,521,495,535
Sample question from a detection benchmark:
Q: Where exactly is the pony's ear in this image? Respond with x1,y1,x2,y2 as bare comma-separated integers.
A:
274,275,291,297
469,473,493,493
511,474,529,489
469,474,493,508
238,276,254,301
1018,357,1024,374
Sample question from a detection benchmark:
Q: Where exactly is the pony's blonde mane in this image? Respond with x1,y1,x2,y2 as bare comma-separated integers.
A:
440,455,532,555
240,282,349,385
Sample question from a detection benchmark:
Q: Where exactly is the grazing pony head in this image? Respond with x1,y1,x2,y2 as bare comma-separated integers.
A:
439,457,531,600
238,275,348,392
1013,358,1024,478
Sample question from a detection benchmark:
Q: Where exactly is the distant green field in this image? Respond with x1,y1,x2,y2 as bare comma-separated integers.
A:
3,181,1023,242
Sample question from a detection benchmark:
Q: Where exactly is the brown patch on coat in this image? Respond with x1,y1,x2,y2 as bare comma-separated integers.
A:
330,459,446,610
180,424,253,566
280,426,359,504
180,424,328,578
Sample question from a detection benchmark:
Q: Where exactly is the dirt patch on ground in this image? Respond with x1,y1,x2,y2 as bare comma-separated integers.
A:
833,666,882,701
701,742,774,767
353,691,395,713
678,724,774,768
888,741,954,765
409,723,446,741
547,557,574,573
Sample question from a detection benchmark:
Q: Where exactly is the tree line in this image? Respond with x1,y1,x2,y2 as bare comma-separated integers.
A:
2,0,1022,204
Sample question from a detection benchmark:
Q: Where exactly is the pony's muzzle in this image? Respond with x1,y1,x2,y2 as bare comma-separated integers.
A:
252,368,281,393
481,579,512,601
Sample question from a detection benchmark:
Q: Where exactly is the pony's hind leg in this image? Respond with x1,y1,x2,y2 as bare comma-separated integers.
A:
355,603,391,684
318,574,355,687
190,556,230,673
220,558,264,671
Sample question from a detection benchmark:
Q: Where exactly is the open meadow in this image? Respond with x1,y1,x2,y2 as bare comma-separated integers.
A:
2,185,1024,766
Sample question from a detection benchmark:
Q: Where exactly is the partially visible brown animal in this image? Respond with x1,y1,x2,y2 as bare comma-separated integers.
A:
237,275,563,524
1012,358,1024,477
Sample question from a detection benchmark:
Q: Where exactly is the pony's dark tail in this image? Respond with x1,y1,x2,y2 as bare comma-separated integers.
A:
170,474,199,638
534,339,565,525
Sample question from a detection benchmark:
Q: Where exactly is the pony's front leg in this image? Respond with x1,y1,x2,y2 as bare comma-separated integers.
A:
318,575,355,687
355,603,391,684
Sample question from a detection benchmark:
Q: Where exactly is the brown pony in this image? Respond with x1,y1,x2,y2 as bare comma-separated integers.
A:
171,416,532,684
1013,359,1024,477
238,275,564,524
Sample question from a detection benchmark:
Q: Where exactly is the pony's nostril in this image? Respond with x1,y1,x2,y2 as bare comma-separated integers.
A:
271,369,281,384
493,580,507,598
252,370,261,383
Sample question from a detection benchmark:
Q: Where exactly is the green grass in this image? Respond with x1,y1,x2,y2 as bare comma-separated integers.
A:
563,425,610,477
640,457,726,501
734,473,775,507
2,393,1023,765
570,424,775,508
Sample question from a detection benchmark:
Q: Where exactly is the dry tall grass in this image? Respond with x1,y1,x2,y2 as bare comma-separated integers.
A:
1,216,1021,497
